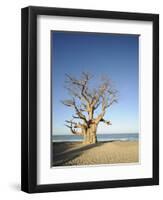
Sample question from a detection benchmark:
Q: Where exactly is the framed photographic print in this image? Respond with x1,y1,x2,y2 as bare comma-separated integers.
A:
21,6,159,193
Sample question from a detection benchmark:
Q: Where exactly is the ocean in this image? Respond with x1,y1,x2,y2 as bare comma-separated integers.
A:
52,133,139,142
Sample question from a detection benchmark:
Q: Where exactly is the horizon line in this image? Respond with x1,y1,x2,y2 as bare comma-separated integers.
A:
52,132,139,136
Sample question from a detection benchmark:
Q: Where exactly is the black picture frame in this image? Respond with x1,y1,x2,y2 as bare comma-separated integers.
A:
21,6,159,193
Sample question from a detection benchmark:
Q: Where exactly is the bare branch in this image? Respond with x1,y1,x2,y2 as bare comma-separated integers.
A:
94,101,101,110
62,72,118,134
65,120,86,129
61,99,75,107
100,118,112,125
72,115,80,119
61,98,88,123
95,111,105,124
65,73,93,104
64,119,85,135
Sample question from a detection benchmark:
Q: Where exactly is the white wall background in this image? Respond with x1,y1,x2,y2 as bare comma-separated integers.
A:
0,0,161,199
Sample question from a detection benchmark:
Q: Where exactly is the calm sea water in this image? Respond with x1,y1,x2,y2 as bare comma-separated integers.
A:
52,133,139,142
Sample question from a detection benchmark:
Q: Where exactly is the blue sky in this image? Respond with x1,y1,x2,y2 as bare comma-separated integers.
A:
51,31,139,135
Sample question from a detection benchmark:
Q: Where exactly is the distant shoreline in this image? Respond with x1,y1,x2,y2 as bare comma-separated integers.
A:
52,141,139,166
52,133,139,143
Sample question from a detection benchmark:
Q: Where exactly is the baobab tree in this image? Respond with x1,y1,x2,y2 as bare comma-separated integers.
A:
62,72,118,144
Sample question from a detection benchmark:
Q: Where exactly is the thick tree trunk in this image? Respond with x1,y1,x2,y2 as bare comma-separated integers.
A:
83,124,97,144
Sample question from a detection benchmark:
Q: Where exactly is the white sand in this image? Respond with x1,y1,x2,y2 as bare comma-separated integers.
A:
53,141,139,166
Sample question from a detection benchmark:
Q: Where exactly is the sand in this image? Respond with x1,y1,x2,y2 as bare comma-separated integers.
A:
52,141,139,166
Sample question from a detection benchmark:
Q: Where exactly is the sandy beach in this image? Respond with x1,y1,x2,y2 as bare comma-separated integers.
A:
52,141,139,166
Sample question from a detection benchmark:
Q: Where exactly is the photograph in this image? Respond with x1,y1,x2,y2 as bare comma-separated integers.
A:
51,31,139,167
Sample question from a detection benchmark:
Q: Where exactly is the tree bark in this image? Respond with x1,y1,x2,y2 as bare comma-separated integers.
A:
83,124,97,144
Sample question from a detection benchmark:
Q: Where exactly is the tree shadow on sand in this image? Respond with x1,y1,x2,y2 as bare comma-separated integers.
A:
52,141,113,166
